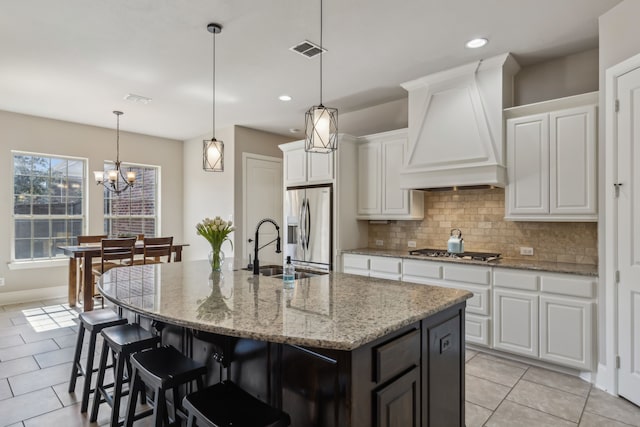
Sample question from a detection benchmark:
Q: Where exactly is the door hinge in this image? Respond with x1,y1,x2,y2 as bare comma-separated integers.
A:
615,99,620,112
616,355,621,369
615,270,620,283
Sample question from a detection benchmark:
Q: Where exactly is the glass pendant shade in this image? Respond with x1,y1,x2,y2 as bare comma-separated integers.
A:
305,105,338,153
203,138,224,171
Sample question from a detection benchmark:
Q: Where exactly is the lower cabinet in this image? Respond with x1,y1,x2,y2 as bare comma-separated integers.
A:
493,289,539,358
342,253,402,280
375,367,420,427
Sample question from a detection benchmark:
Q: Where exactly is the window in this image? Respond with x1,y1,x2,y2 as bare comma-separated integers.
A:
13,152,86,261
103,163,158,237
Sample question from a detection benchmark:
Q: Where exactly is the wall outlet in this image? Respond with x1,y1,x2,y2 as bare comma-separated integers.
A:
407,240,417,248
375,240,384,246
520,247,534,256
0,278,5,286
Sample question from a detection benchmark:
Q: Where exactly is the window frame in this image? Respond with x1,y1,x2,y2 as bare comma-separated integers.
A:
11,150,88,264
102,161,161,238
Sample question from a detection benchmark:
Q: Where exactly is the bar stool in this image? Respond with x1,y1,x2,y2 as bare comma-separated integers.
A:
68,308,128,413
181,336,290,427
124,345,207,427
90,323,161,427
182,380,291,427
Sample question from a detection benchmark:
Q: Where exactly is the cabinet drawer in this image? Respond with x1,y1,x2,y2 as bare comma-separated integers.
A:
443,264,491,285
373,329,420,384
540,274,595,298
343,254,369,270
402,259,443,281
465,314,490,347
370,256,402,274
494,269,539,291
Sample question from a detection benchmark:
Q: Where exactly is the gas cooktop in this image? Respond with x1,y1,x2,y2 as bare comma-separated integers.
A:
409,248,501,262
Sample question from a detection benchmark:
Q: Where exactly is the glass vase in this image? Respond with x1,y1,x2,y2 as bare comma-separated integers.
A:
208,248,225,272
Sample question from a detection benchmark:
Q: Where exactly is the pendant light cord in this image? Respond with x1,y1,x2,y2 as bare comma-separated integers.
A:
115,112,120,163
212,28,216,138
319,0,323,105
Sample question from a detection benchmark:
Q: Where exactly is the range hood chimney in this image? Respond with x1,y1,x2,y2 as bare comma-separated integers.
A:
399,53,520,189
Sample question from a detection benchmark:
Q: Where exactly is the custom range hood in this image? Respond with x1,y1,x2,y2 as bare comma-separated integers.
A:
400,53,520,189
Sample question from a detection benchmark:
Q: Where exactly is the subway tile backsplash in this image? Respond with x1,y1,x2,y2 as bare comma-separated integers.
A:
367,188,597,265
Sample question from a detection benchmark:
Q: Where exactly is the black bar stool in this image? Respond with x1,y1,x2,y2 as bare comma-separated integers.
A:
182,380,291,427
124,345,207,427
90,323,161,427
68,308,128,413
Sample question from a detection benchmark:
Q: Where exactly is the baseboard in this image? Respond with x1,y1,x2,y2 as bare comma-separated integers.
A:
0,286,67,306
594,362,617,395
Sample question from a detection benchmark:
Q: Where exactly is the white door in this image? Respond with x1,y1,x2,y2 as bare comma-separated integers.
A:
617,65,640,405
243,154,283,268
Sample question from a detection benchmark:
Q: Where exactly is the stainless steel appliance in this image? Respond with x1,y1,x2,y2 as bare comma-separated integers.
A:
409,248,500,262
285,184,332,271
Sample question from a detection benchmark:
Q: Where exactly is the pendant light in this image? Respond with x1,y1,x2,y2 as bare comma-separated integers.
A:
94,110,135,195
305,0,338,154
203,23,224,172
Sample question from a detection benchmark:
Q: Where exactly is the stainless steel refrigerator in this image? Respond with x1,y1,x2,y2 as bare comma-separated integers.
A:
285,184,332,271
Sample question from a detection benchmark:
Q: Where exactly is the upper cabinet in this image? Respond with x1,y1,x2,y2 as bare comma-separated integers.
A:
357,129,424,220
399,53,520,189
505,92,598,221
281,140,334,186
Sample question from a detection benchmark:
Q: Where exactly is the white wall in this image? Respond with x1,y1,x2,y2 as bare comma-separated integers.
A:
181,127,235,262
0,110,183,299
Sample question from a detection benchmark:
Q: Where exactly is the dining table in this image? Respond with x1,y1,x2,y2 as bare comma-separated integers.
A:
58,242,189,311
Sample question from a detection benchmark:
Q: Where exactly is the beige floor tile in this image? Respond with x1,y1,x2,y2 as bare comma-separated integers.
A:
9,362,73,396
0,387,62,426
580,411,636,427
466,401,493,427
466,348,478,362
0,378,12,400
20,326,75,343
0,335,24,350
466,353,527,387
6,423,24,427
486,400,577,427
34,346,76,368
477,353,531,370
466,374,511,411
507,379,586,423
0,339,59,361
0,356,40,379
523,366,591,397
585,388,640,426
22,403,98,427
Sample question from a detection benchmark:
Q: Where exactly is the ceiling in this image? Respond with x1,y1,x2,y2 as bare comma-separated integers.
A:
0,0,621,141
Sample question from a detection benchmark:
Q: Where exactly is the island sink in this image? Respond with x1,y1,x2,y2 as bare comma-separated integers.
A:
257,264,328,279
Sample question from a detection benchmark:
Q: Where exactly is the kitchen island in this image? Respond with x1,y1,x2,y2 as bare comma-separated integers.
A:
99,260,471,427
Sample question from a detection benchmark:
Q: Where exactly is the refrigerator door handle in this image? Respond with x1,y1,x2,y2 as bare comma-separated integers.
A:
306,198,311,250
299,198,306,250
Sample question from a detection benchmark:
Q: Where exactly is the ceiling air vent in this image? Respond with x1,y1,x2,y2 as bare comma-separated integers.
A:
290,40,326,58
124,93,152,104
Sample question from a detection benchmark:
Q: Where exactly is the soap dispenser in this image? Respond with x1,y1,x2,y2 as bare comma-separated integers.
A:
283,256,295,289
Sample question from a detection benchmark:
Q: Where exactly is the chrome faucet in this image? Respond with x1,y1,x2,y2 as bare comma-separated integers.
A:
252,218,281,275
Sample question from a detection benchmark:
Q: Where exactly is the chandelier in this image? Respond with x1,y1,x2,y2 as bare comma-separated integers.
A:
93,111,135,195
305,0,338,154
203,23,224,172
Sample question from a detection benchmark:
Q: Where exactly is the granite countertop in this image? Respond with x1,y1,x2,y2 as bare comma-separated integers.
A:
343,248,598,277
99,260,471,351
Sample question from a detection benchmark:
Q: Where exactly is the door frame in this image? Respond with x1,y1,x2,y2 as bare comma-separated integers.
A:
241,152,283,268
602,51,640,394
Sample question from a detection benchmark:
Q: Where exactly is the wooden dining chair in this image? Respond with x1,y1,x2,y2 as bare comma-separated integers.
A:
127,237,173,265
92,237,137,277
76,235,109,305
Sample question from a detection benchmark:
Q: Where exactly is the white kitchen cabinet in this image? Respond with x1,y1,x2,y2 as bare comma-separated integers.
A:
505,92,597,221
342,253,402,280
493,288,539,358
356,130,424,220
540,295,593,370
343,253,370,277
282,141,334,186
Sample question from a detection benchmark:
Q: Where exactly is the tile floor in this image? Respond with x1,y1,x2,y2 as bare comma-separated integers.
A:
1,298,640,426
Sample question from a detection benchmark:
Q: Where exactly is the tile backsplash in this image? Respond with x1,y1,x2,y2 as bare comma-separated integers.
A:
367,188,597,265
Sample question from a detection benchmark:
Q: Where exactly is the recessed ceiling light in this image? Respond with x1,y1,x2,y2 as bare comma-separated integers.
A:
279,95,292,101
465,38,488,49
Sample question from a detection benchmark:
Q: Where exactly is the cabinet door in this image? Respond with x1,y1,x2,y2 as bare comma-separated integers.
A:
550,106,597,215
506,114,550,215
342,254,370,276
493,289,539,357
375,366,420,427
540,295,593,370
307,151,334,183
382,139,410,215
357,142,382,215
284,148,307,185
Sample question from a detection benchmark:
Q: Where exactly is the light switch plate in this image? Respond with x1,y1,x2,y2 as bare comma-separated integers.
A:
520,247,534,256
375,240,384,246
0,278,5,286
407,241,417,248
